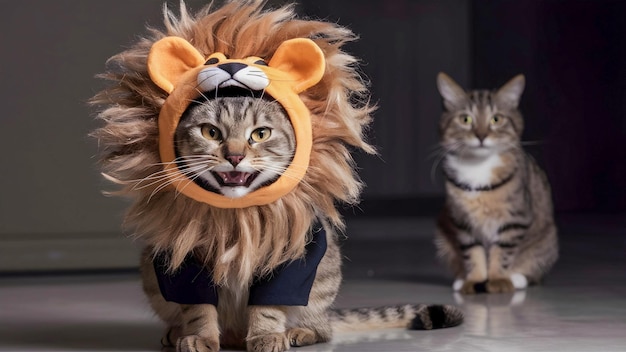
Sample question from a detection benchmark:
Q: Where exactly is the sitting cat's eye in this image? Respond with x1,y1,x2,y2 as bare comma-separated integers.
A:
491,114,505,125
205,57,219,65
250,127,271,142
201,124,222,140
459,114,473,125
254,59,268,66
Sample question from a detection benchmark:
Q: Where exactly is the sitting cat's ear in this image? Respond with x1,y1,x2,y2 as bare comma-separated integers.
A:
148,36,206,93
268,38,325,93
496,74,525,109
437,72,468,111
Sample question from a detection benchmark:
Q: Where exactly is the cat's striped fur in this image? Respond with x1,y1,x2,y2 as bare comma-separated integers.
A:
435,72,558,294
141,223,463,352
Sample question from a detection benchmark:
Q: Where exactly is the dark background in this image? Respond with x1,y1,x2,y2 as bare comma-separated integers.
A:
299,0,626,216
0,0,623,255
471,1,626,214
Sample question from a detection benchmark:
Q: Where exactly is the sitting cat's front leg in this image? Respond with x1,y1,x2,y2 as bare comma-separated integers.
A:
246,306,290,352
456,242,489,294
485,228,529,293
486,245,516,293
176,304,220,352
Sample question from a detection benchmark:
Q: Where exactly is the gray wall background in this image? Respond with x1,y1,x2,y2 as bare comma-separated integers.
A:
2,0,624,272
0,0,469,242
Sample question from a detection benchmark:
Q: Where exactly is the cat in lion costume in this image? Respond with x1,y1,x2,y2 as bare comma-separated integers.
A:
91,1,463,351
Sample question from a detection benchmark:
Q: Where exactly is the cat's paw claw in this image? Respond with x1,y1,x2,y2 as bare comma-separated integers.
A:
177,335,220,352
162,327,182,349
287,328,317,347
247,333,290,352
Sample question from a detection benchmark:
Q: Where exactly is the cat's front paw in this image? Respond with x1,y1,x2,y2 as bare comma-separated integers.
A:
456,280,487,294
161,326,182,352
247,333,290,352
486,278,515,293
287,328,317,347
177,335,220,352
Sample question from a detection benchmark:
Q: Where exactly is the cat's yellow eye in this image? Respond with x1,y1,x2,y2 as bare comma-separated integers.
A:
250,127,271,142
201,124,222,141
491,114,505,125
459,114,473,125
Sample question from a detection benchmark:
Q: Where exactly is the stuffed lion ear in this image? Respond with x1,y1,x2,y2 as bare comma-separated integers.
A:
148,36,206,93
269,38,325,93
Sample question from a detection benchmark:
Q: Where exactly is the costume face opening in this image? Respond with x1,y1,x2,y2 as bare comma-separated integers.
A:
147,36,325,208
174,93,295,199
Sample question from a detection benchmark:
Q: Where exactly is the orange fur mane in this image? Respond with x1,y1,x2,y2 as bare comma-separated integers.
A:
90,0,374,287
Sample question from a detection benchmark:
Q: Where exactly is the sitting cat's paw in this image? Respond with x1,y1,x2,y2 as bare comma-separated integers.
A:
247,333,290,352
510,273,528,289
458,280,488,294
486,278,515,293
177,335,219,352
287,328,317,347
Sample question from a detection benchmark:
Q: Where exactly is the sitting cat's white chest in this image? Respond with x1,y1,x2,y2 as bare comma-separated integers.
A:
445,153,503,189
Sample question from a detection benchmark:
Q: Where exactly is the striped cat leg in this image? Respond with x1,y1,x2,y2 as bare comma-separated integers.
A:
449,225,487,294
486,224,529,293
458,242,488,294
284,230,341,347
246,306,290,352
486,245,517,293
176,304,220,352
282,293,335,347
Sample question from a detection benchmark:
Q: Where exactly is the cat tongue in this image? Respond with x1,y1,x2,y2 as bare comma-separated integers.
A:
216,171,254,186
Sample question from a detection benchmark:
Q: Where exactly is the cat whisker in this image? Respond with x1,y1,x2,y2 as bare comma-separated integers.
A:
175,165,212,199
147,164,209,203
253,162,320,195
428,142,464,184
145,172,187,203
140,164,206,193
187,88,211,105
130,157,215,190
139,155,210,169
426,144,447,160
252,161,310,177
253,89,268,110
430,154,446,184
520,140,545,146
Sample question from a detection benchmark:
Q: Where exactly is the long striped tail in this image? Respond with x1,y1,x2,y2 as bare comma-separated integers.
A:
330,304,464,332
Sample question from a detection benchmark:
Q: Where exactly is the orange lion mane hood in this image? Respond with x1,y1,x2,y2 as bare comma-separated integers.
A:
148,36,325,208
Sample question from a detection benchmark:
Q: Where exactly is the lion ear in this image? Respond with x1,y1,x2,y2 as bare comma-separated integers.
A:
268,38,325,93
148,36,205,93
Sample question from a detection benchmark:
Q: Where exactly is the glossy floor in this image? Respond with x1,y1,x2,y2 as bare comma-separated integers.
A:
1,215,625,352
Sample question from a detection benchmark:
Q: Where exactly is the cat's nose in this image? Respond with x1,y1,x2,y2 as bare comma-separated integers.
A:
218,62,247,76
475,131,488,143
226,154,245,167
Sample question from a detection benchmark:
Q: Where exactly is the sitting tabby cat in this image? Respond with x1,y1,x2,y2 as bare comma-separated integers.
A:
434,72,558,294
91,2,463,352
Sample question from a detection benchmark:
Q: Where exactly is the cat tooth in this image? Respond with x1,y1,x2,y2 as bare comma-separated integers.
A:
220,173,230,183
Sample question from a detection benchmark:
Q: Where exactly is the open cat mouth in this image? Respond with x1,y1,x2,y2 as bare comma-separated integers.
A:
213,171,259,187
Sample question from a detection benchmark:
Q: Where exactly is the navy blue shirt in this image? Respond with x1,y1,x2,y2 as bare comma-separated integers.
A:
153,226,327,306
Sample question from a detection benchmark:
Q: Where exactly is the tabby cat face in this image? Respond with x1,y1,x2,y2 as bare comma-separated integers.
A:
175,96,295,198
437,73,526,158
